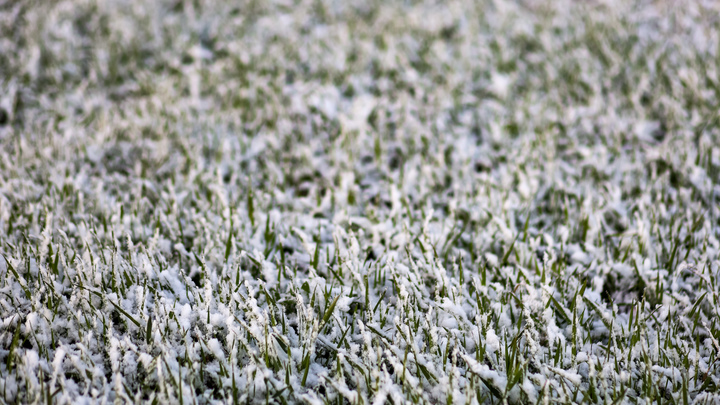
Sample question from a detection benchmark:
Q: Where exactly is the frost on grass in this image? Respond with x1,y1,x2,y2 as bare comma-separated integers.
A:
1,0,720,404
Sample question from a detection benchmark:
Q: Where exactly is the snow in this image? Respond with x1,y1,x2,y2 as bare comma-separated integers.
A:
1,0,720,403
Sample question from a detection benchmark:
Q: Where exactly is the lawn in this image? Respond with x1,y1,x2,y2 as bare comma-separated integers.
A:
1,0,719,403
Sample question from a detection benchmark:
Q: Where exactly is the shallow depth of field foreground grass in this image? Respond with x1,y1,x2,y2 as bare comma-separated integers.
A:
1,0,720,403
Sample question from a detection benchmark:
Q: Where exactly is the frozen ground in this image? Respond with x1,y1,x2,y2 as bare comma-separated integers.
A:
1,0,720,403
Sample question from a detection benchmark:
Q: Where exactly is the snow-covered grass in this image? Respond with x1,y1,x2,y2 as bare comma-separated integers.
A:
1,0,720,403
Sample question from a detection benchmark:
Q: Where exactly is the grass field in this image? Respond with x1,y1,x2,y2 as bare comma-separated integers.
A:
1,0,720,403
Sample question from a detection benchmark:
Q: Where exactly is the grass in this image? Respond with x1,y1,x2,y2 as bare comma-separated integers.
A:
1,0,720,403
